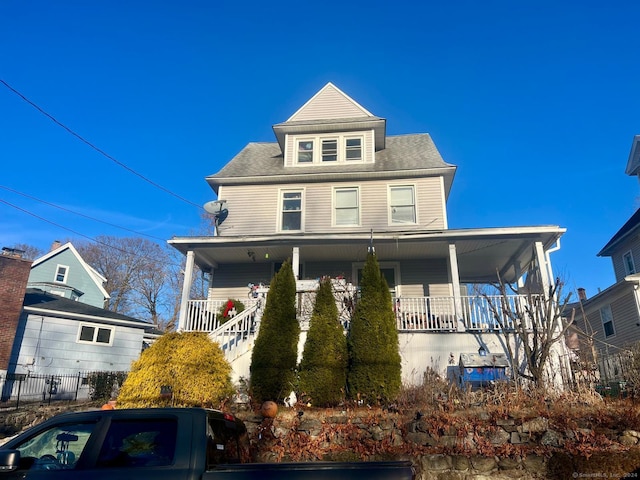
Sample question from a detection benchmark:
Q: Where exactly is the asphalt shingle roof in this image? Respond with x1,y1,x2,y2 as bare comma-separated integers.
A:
207,134,454,181
23,288,149,326
598,207,640,257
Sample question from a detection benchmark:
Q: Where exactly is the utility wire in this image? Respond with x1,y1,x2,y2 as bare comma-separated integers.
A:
0,185,167,242
0,78,204,210
0,198,184,267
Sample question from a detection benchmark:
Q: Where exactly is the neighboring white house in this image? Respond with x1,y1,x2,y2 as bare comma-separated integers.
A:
169,82,568,385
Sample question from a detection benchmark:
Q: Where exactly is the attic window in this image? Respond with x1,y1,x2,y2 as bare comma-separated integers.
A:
345,138,362,160
322,139,337,162
55,265,69,283
297,140,313,163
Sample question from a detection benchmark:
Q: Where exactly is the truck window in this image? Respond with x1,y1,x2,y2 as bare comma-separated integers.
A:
96,419,177,468
12,422,96,471
206,417,247,468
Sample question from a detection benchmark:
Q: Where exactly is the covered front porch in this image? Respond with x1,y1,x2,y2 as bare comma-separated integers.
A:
170,226,564,332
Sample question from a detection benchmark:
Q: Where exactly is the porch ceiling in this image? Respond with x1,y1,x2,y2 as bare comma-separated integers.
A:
168,226,565,284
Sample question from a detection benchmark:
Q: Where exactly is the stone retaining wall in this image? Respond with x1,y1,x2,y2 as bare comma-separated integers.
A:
2,403,640,478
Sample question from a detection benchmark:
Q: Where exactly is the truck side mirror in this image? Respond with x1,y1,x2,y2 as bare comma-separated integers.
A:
0,450,21,472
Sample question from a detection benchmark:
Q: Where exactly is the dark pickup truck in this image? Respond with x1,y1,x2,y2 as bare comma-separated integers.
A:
0,407,415,479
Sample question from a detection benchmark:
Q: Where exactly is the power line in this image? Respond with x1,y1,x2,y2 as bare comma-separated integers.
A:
0,78,204,210
0,185,167,242
0,197,186,269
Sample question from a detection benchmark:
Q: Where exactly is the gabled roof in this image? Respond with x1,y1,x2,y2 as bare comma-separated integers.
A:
598,207,640,257
207,134,456,197
287,82,375,121
23,288,148,328
625,135,640,176
272,83,387,151
30,242,110,299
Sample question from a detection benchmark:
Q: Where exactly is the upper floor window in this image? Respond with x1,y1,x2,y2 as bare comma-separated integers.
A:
78,323,114,345
389,185,416,224
280,190,303,231
293,135,364,164
322,139,338,162
55,265,69,283
334,187,359,226
297,140,314,163
600,304,615,338
624,251,636,275
345,138,362,161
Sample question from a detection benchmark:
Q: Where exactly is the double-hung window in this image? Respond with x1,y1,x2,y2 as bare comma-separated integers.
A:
55,265,69,283
322,139,338,162
600,305,615,338
281,190,303,231
78,323,114,345
624,251,636,275
297,140,314,163
389,185,416,224
335,187,359,226
345,138,362,161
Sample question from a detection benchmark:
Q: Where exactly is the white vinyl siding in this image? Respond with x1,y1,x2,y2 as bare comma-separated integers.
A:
389,185,417,225
55,265,69,283
600,304,615,338
334,187,359,226
217,177,445,236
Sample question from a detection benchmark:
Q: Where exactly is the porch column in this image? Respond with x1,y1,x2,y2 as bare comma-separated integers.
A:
292,247,300,280
534,241,552,297
178,250,195,332
448,244,466,332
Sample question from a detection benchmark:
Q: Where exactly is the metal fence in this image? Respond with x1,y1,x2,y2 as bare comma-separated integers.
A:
0,371,126,409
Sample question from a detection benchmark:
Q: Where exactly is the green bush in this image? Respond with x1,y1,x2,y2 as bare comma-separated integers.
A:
117,331,234,408
347,253,402,404
250,259,300,403
88,371,127,402
299,278,348,406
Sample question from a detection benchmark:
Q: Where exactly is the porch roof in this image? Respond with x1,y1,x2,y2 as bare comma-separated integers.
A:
169,225,565,284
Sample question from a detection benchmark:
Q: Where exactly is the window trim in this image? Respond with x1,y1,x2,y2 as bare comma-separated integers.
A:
600,304,615,338
278,188,304,233
623,250,636,275
77,322,115,346
55,264,69,284
333,186,360,226
291,134,365,165
388,184,417,225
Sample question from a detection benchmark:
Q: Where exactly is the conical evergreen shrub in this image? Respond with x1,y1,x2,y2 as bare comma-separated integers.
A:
347,252,402,404
299,277,348,406
250,259,300,403
117,331,234,408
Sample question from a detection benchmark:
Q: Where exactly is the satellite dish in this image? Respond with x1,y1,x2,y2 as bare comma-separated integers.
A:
204,199,226,214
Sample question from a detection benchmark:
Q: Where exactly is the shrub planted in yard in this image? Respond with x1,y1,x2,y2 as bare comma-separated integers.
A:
117,331,233,408
347,253,402,404
250,259,300,403
299,277,348,406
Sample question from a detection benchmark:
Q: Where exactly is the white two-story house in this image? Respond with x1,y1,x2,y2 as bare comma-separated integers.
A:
169,83,568,385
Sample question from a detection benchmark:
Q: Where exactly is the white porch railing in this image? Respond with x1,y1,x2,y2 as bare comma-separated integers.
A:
208,300,262,361
183,293,543,336
395,295,543,332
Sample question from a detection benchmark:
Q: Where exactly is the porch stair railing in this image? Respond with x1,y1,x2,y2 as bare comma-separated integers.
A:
207,301,262,362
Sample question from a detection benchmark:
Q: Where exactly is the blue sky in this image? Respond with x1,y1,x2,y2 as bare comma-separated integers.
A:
1,1,639,299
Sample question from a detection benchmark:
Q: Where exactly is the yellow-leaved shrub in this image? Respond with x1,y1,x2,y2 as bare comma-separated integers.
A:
117,331,234,408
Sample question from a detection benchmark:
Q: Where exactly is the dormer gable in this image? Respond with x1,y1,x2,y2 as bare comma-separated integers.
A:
272,82,386,158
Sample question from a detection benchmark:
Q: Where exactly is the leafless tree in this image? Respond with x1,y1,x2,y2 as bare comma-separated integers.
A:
482,275,575,388
10,243,45,261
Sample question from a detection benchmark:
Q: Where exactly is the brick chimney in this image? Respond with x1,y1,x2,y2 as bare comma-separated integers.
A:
577,288,587,301
50,240,62,252
0,251,32,372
